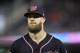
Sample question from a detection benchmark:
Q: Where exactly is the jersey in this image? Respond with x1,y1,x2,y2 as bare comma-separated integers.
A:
10,33,67,53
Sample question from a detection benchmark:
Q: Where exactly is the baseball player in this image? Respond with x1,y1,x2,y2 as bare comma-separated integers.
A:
9,11,67,53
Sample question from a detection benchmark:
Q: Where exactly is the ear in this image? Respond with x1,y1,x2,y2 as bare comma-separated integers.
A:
41,17,46,23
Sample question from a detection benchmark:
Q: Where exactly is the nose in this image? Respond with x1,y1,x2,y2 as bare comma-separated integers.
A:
30,18,35,21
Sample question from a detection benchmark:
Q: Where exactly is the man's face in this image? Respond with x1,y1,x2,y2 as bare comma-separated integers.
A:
27,17,45,33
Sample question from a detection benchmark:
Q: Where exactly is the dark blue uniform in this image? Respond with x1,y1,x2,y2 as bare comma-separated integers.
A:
10,33,67,53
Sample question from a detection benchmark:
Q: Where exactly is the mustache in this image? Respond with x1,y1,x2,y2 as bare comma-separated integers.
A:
30,22,36,24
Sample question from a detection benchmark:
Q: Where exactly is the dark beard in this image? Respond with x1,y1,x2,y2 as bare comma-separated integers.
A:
28,23,42,34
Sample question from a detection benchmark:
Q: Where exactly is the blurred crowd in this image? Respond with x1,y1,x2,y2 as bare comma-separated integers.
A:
0,0,80,53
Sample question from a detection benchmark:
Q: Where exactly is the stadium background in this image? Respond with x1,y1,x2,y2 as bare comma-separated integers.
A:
0,0,80,53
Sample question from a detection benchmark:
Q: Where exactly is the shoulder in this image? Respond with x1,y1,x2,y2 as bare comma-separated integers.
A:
13,37,23,45
48,34,63,46
9,36,25,52
10,33,29,47
48,34,67,53
10,36,24,49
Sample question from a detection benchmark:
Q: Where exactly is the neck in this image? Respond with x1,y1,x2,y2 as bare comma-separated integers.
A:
29,29,47,44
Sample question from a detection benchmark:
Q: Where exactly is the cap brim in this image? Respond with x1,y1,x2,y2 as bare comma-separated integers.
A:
24,12,43,18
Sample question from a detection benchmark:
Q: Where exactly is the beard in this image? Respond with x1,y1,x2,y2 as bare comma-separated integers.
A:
28,23,42,34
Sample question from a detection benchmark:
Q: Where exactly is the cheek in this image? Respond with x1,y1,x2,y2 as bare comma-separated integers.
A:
27,20,30,24
35,19,42,24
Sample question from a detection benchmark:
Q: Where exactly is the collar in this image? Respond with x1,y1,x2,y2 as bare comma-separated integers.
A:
23,33,52,47
29,32,47,44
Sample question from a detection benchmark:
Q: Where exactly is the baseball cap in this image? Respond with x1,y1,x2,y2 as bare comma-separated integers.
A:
24,5,44,18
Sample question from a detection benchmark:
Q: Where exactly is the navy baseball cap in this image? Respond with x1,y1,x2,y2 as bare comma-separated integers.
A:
24,5,44,18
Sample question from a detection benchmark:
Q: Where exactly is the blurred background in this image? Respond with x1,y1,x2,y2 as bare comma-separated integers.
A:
0,0,80,53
